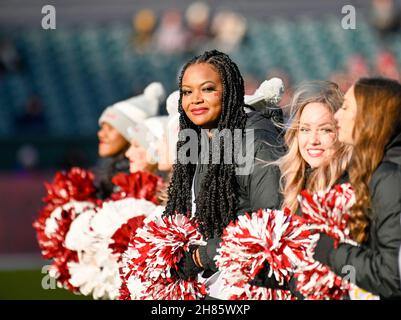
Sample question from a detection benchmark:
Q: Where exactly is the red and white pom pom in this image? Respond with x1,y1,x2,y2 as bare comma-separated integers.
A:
295,263,351,300
35,201,96,290
121,214,207,300
220,284,293,300
33,167,98,291
42,167,98,208
65,198,165,299
298,183,356,245
216,208,316,300
294,183,358,300
62,170,165,300
140,278,207,300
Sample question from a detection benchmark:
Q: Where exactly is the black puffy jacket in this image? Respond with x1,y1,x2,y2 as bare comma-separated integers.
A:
326,131,401,299
195,110,284,274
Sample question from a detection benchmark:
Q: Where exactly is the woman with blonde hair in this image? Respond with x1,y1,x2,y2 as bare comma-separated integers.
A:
311,77,401,299
250,81,353,290
278,81,352,213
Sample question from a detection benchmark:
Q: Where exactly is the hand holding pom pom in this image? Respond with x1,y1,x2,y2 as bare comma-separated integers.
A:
120,214,207,300
248,262,290,290
173,246,204,280
216,208,315,300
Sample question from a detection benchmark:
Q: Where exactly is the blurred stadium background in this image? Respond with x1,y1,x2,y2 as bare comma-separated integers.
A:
1,0,401,299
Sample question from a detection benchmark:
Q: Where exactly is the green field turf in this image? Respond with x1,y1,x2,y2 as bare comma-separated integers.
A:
0,269,91,300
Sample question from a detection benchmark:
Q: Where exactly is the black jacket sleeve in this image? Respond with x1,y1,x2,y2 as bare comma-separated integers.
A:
327,167,401,299
247,140,283,210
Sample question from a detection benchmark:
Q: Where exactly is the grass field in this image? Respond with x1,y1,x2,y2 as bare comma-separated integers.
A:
0,269,91,300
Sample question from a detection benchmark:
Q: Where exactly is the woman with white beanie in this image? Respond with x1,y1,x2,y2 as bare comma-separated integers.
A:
94,82,166,199
122,90,180,207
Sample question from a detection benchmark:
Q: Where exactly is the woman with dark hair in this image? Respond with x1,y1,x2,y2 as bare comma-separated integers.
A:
163,49,284,297
94,82,165,199
313,77,401,299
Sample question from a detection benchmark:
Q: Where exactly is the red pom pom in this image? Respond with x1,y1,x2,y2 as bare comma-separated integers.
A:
110,216,146,258
121,214,206,300
33,168,97,291
295,264,351,300
216,208,315,300
295,183,357,300
110,171,165,204
299,183,356,245
42,167,97,208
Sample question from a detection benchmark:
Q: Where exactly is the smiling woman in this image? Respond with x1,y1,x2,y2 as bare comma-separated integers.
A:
313,77,401,299
181,63,223,129
97,123,129,158
248,81,354,295
298,102,337,169
275,81,352,214
163,50,284,298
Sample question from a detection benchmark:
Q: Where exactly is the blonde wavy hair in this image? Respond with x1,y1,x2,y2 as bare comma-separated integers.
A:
277,81,352,213
348,77,401,243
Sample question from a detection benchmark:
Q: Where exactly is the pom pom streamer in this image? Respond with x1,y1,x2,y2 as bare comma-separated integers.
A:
294,183,375,300
121,214,207,300
65,198,165,299
33,168,97,291
110,171,164,204
216,208,316,300
298,183,357,246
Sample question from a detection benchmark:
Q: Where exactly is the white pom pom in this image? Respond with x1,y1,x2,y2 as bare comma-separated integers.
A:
256,77,284,103
244,77,284,110
166,90,180,116
144,82,166,104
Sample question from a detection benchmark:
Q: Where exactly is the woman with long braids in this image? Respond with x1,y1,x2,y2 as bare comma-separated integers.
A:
311,77,401,299
161,50,282,295
163,50,284,297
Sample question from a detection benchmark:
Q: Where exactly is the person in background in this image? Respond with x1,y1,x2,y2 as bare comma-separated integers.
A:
209,10,248,53
95,82,165,199
131,9,157,54
154,9,188,55
184,1,212,53
370,0,401,37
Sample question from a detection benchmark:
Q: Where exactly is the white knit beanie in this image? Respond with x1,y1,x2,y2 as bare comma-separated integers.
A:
142,116,170,163
131,90,180,164
98,82,165,141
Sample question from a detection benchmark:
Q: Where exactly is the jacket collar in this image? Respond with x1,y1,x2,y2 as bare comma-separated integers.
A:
383,130,401,166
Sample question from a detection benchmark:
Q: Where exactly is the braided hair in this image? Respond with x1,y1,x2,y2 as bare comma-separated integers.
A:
164,50,248,239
